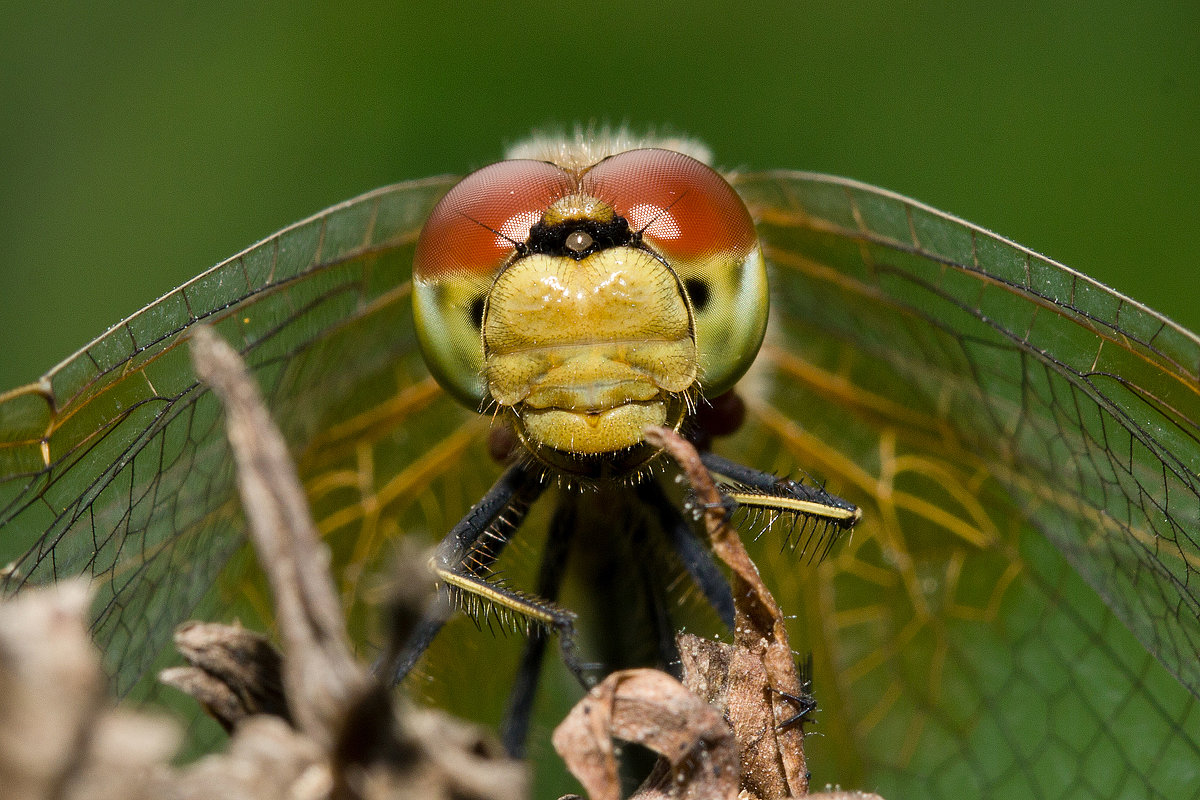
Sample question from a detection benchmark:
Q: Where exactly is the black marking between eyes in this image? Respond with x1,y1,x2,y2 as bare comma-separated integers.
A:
526,215,633,261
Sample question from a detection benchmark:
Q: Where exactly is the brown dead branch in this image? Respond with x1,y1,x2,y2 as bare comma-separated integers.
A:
159,621,291,731
550,426,885,800
0,581,179,800
177,325,528,800
0,327,527,800
189,324,370,752
644,426,810,799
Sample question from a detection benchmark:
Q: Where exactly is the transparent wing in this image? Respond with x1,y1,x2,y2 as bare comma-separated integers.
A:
0,175,499,702
4,165,1198,798
729,171,1200,798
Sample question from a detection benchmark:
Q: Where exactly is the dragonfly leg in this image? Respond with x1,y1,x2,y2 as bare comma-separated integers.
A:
698,451,860,527
499,496,578,757
636,479,736,629
771,687,817,730
772,653,817,731
697,450,860,561
380,462,555,685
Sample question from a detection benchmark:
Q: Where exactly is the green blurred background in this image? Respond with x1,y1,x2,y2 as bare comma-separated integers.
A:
2,2,1198,392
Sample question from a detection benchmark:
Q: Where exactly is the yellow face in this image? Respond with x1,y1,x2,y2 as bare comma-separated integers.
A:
412,147,767,478
484,248,697,455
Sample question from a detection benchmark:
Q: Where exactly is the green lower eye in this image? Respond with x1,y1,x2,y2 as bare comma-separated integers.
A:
685,245,770,398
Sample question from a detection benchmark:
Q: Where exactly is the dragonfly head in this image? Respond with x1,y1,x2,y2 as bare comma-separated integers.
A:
413,147,768,480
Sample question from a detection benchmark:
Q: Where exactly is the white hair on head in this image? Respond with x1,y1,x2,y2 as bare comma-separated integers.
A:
505,124,713,172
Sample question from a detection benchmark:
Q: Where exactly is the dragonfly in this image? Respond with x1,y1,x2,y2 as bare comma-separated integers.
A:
1,129,1198,799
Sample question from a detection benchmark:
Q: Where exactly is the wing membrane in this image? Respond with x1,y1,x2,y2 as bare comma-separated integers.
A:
731,171,1200,797
0,176,465,697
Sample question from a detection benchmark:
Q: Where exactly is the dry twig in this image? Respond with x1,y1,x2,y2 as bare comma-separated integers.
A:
179,325,527,800
645,426,811,798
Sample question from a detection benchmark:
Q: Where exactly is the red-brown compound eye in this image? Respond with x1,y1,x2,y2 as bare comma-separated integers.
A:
582,148,768,398
414,159,576,280
413,159,579,407
581,149,757,268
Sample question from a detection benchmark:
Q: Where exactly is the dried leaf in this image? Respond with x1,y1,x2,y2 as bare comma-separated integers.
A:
0,582,178,800
160,621,290,731
553,668,739,800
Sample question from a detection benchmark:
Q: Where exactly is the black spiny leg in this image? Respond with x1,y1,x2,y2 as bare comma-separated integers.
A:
698,451,860,561
636,478,735,630
773,653,817,731
499,498,578,757
380,462,552,686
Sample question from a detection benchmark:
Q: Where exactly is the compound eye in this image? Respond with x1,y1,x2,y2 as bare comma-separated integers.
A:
414,160,575,281
413,160,575,405
581,149,768,397
581,148,758,269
